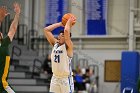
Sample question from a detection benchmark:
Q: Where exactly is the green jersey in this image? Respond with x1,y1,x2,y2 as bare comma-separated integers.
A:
0,36,11,92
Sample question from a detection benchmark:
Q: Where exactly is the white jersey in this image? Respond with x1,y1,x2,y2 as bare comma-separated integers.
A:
51,43,73,77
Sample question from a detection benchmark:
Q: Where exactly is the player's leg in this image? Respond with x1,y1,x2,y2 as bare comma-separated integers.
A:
49,76,61,93
0,83,7,93
0,83,15,93
50,83,61,93
0,84,14,93
60,76,74,93
5,86,15,93
2,57,15,93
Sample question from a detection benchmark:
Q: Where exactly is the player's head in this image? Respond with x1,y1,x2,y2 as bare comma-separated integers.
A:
57,30,71,45
0,32,3,42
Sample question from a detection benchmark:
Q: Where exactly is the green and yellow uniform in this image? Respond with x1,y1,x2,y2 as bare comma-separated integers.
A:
0,36,12,92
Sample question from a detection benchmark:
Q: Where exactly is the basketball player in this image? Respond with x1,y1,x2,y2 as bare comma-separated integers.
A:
0,3,21,93
44,16,76,93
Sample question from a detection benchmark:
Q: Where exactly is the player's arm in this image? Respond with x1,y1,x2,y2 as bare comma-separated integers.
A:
44,22,62,46
8,2,21,41
64,17,76,57
0,6,9,26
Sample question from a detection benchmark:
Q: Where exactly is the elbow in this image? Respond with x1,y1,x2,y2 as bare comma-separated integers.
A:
44,28,47,32
44,28,48,33
44,27,51,32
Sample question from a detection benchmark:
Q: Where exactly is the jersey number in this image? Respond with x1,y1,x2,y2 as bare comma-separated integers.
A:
54,55,60,63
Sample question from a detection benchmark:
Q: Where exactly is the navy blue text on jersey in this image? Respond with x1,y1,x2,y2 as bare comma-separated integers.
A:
53,50,63,54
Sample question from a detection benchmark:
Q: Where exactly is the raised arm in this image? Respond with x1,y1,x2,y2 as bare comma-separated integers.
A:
44,22,63,46
64,17,76,57
8,3,21,41
0,6,9,26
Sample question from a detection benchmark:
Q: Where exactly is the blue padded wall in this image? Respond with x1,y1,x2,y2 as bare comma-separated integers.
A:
121,51,139,93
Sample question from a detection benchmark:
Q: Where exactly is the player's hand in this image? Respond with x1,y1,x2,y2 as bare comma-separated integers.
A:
67,16,76,27
0,6,9,22
14,2,21,15
60,22,64,27
71,16,76,23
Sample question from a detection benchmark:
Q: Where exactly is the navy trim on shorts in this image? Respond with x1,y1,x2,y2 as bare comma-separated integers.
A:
68,76,72,93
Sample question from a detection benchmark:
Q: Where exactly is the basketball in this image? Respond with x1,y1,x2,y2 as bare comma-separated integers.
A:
62,13,76,26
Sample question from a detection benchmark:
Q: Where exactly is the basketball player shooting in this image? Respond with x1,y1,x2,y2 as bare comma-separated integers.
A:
44,15,76,93
0,3,21,93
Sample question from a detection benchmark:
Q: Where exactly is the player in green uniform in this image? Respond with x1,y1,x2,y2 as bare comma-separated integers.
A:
0,3,21,93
